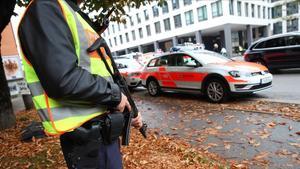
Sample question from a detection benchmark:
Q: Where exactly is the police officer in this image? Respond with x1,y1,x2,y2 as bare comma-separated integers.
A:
18,0,142,168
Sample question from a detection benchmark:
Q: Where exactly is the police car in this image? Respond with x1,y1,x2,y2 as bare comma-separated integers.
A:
115,57,143,89
140,50,273,103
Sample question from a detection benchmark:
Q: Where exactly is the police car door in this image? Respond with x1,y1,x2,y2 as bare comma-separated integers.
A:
170,53,202,89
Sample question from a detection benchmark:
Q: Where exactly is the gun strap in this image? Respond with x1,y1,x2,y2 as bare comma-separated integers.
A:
96,48,116,80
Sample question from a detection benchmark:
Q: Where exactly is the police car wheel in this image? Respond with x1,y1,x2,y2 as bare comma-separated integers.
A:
147,79,160,96
205,79,228,103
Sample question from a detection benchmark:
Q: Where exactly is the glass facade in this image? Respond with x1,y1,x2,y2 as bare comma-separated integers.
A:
119,35,123,44
139,28,143,38
272,5,282,18
131,30,136,40
258,5,261,18
251,4,255,17
144,10,149,20
155,21,161,33
229,0,234,15
184,0,192,6
211,0,223,17
273,22,282,34
162,2,169,14
146,25,151,36
287,1,299,16
197,5,207,21
245,3,249,17
174,14,182,28
185,10,194,25
164,18,171,31
152,5,159,17
287,18,299,32
136,13,141,24
237,1,242,16
125,33,129,42
172,0,180,10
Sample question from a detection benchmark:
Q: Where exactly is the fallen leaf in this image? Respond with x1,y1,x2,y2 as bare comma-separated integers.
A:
295,131,300,135
267,122,277,128
253,152,269,161
289,142,300,148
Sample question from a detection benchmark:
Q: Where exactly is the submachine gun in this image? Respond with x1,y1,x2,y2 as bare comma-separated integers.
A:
87,7,147,145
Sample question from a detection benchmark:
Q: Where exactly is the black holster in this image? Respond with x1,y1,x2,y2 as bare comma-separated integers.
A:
101,113,125,145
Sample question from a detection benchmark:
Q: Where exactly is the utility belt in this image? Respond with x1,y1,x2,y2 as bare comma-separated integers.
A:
70,112,125,145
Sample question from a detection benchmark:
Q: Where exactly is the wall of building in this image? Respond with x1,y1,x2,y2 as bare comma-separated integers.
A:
103,0,299,57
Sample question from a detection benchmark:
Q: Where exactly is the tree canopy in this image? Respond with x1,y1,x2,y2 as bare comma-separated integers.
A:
17,0,166,23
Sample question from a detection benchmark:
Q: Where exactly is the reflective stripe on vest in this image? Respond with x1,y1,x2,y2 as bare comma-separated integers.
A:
20,0,115,135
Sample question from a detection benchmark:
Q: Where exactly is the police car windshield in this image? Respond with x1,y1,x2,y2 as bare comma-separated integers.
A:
191,51,231,64
115,58,142,69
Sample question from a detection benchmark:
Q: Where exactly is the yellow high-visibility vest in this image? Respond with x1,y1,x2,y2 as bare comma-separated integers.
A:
19,0,114,135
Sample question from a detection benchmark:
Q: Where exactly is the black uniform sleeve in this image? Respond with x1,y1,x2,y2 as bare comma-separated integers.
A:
18,0,121,107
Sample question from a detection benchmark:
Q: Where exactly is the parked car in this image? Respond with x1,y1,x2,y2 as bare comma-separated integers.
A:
115,58,143,89
244,32,300,72
140,50,273,103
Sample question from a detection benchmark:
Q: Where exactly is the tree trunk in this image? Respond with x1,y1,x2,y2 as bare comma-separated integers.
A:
0,0,17,130
0,43,16,130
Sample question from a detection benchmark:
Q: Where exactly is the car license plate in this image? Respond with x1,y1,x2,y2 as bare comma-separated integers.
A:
261,77,271,84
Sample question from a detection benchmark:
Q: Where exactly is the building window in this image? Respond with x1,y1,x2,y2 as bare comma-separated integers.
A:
124,22,127,29
146,25,151,36
272,5,282,18
144,10,149,20
229,0,234,15
287,1,299,16
184,0,192,6
138,28,143,38
131,30,136,40
119,35,123,44
197,5,207,21
129,16,134,26
273,22,282,34
173,14,182,28
125,33,129,42
112,25,115,33
114,37,117,46
136,13,141,23
287,18,299,32
162,2,169,14
251,4,255,17
258,5,261,18
245,3,249,17
107,28,110,35
152,5,159,17
237,1,241,16
211,0,223,18
118,24,121,31
172,0,180,10
109,39,112,47
154,21,161,33
263,6,266,19
163,18,171,31
185,10,194,25
268,7,270,19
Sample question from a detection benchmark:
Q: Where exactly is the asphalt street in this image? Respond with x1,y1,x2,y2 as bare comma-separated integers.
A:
255,68,300,104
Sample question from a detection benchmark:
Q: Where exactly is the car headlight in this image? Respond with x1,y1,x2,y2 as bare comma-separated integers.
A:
228,71,241,78
128,72,141,77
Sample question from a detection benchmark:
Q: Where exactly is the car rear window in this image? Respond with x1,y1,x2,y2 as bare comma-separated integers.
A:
286,35,300,46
